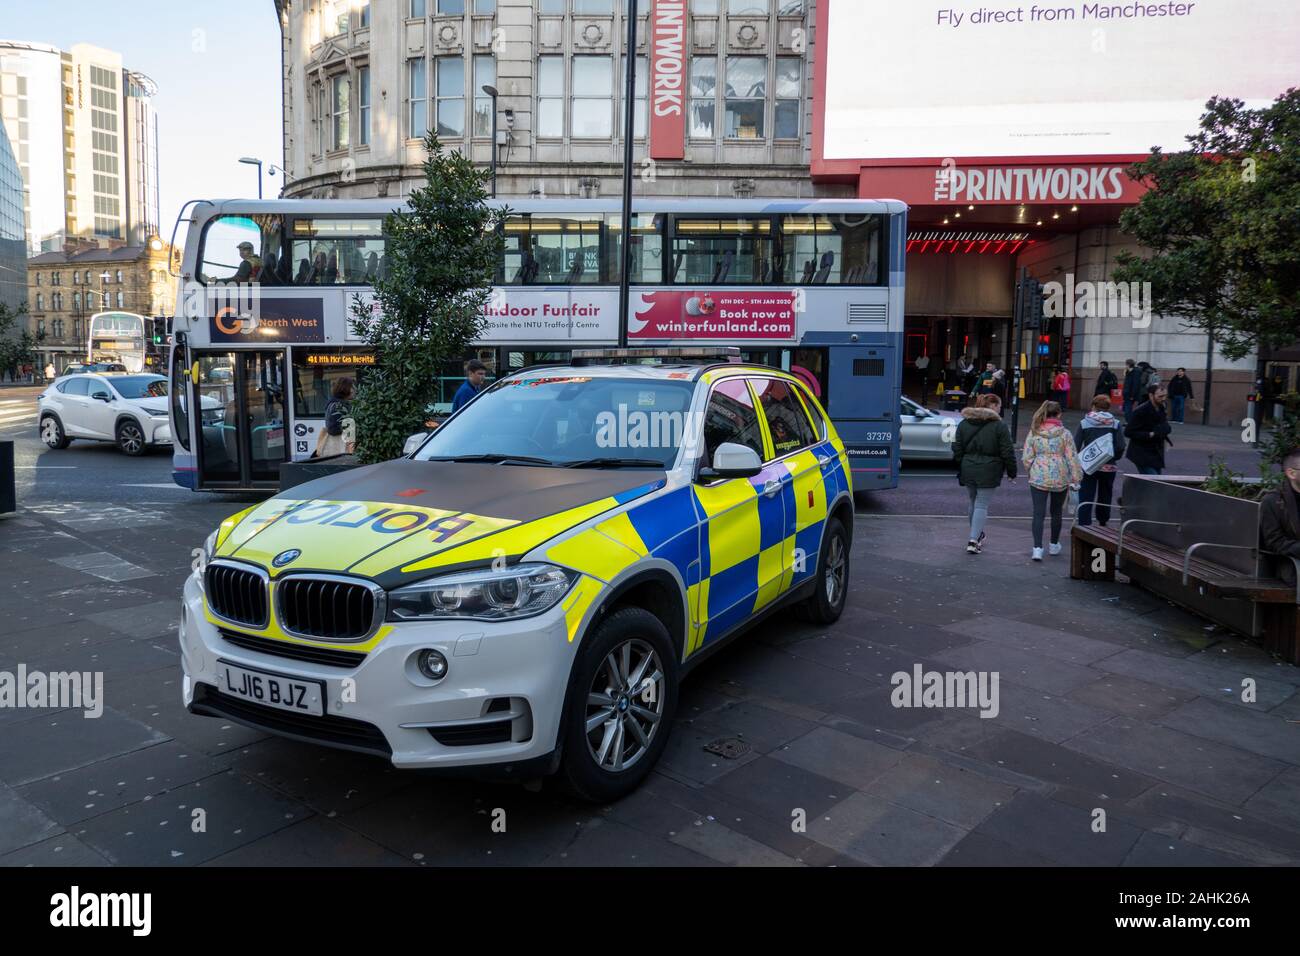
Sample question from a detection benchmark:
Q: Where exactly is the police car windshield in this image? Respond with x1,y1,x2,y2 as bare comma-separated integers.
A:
414,375,696,469
111,376,168,399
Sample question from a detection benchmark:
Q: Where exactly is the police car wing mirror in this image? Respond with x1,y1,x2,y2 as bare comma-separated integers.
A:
699,442,762,480
402,432,430,457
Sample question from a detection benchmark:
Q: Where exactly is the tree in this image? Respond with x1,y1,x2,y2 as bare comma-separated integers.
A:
1113,89,1300,361
0,301,38,379
348,131,506,463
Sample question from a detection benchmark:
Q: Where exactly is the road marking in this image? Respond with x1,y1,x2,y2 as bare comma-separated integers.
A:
13,465,76,469
121,482,187,489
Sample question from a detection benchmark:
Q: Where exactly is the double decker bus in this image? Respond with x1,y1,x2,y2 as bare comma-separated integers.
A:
167,198,906,493
88,311,147,372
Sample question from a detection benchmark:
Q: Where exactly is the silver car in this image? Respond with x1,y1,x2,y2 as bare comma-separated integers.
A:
899,396,960,461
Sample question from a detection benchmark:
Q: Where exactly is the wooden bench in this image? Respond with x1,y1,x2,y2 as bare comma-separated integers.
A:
1071,524,1300,664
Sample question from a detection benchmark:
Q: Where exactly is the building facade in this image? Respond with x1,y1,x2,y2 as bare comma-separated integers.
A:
276,0,827,202
0,120,25,315
0,39,161,252
25,239,179,372
274,0,1290,424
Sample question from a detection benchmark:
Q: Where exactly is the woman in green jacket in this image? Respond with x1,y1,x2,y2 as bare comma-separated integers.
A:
953,393,1018,554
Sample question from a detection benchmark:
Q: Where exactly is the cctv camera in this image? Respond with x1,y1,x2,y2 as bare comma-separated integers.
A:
503,108,515,130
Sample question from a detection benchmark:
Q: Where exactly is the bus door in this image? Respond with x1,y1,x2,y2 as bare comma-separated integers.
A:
192,350,288,489
825,343,899,492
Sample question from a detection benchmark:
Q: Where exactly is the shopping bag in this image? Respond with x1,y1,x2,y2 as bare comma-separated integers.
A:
1078,432,1114,475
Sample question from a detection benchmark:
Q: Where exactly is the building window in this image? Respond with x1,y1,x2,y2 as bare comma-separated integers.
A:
34,273,41,287
315,82,325,155
474,0,496,11
53,319,63,338
774,57,801,138
690,56,716,138
724,56,765,138
435,57,465,137
116,269,123,283
539,0,563,12
359,0,370,28
571,56,613,138
410,0,426,16
358,67,371,145
52,271,60,286
537,56,563,138
74,318,82,338
331,74,351,149
620,55,647,139
35,293,42,310
437,0,465,12
408,59,428,136
73,292,81,312
574,0,613,12
729,0,770,13
117,291,124,308
473,56,495,137
37,319,45,336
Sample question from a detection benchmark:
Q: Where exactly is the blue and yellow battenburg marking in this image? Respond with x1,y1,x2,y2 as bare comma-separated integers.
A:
543,437,850,657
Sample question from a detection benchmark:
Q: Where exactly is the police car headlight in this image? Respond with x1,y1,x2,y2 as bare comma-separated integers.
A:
388,563,578,622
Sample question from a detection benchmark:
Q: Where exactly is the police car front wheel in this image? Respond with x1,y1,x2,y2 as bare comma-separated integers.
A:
560,606,678,802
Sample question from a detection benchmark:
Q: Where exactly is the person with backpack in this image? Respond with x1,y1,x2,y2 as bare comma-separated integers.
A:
1074,394,1126,527
1125,383,1172,475
1166,367,1194,423
1121,358,1142,420
1094,362,1118,397
953,393,1017,554
1051,366,1071,408
1022,400,1083,561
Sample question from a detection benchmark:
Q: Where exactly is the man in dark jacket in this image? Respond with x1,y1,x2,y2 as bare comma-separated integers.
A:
1124,384,1171,474
1261,448,1300,586
953,394,1017,554
1166,367,1194,423
1121,358,1142,420
1094,362,1118,397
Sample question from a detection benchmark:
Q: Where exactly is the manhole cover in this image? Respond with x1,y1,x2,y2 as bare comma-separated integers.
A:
704,736,751,760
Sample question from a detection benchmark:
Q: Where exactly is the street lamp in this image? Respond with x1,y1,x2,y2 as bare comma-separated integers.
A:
481,85,498,198
616,0,639,348
238,156,263,199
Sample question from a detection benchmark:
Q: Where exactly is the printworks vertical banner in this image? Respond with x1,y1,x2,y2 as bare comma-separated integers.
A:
649,0,687,160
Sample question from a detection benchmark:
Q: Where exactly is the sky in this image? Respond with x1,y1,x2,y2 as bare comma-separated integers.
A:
3,0,284,251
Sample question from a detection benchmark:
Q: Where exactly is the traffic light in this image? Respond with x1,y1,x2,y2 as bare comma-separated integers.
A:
1022,277,1044,330
1037,333,1051,357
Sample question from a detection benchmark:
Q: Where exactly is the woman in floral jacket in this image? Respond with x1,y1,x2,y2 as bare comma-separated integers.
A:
1021,400,1083,561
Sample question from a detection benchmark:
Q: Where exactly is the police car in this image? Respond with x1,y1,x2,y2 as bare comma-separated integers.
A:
180,354,853,800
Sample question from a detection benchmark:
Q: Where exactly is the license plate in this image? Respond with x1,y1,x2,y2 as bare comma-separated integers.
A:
217,660,323,716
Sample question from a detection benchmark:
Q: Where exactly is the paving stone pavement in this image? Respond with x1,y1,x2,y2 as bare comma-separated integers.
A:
0,499,1296,867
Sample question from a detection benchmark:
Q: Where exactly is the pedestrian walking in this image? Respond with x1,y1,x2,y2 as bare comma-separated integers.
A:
1051,366,1071,408
915,353,931,400
1260,447,1300,587
1074,394,1126,527
44,362,56,383
991,368,1007,404
953,393,1017,554
1021,400,1083,561
314,376,356,458
1121,358,1142,420
452,359,489,412
1094,361,1118,397
1124,383,1172,475
1167,367,1193,423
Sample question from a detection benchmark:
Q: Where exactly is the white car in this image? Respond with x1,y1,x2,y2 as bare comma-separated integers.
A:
899,395,962,462
38,373,172,456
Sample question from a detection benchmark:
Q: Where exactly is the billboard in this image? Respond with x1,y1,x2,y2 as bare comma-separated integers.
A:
815,0,1300,170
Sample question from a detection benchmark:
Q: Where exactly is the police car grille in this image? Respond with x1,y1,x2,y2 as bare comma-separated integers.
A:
278,578,376,641
219,629,366,669
206,564,269,628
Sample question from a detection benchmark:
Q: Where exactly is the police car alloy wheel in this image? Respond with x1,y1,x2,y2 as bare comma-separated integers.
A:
116,419,146,456
561,607,677,802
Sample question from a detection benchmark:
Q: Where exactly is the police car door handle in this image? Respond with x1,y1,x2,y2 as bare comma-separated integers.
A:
817,455,832,467
762,479,781,498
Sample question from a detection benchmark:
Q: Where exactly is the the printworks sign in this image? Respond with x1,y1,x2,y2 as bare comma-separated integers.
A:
649,0,687,160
